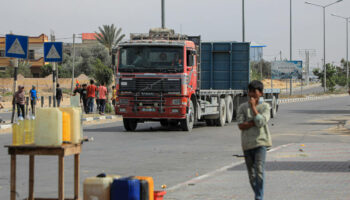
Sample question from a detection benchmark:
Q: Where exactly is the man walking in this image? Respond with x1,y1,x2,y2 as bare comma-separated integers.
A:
237,80,272,200
111,85,117,107
98,82,107,115
56,83,63,107
86,79,97,114
29,85,38,115
80,84,88,113
13,85,25,117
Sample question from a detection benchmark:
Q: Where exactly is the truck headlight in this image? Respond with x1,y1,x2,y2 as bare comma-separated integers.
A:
119,108,126,112
119,98,129,105
171,109,179,113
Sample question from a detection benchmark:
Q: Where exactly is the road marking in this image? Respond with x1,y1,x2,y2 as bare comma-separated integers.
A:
167,143,294,192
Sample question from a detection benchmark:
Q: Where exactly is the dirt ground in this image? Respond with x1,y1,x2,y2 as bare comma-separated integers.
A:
262,79,302,89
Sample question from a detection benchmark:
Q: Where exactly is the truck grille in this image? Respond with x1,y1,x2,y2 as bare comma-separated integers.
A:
120,78,181,92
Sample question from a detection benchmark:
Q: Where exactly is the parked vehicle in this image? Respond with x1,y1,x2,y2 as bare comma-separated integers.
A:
115,28,279,131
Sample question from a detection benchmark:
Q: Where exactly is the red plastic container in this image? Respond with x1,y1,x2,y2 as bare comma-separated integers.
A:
154,190,167,200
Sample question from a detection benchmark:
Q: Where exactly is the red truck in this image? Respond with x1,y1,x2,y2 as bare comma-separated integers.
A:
115,28,279,131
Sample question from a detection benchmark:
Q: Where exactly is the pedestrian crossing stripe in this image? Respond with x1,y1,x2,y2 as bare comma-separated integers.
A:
7,38,25,55
46,45,61,59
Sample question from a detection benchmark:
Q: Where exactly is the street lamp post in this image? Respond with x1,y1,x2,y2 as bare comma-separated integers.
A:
305,0,343,93
331,14,349,89
242,0,245,42
290,0,293,96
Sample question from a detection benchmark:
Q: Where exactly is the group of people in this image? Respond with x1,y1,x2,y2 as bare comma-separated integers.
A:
73,79,116,115
11,79,116,118
12,85,38,117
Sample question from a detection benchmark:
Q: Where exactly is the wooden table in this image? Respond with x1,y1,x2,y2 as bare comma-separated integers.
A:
5,144,82,200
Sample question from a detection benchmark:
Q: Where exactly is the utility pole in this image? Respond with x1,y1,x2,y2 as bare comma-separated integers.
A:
242,0,245,42
280,51,282,61
161,0,165,28
305,0,343,93
306,50,310,86
290,0,293,96
71,33,76,93
331,14,349,89
51,33,57,107
11,59,18,123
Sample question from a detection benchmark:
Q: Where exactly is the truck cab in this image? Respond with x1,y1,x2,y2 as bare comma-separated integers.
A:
116,28,197,131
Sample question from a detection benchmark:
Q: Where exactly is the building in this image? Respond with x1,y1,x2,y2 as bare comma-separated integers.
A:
0,34,48,77
63,33,101,56
250,42,266,62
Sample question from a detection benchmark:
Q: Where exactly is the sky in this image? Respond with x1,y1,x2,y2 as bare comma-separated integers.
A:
1,0,349,70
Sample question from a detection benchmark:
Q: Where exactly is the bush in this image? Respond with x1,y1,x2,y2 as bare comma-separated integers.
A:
105,102,113,113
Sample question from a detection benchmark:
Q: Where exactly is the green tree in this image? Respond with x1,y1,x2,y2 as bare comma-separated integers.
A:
250,60,271,81
0,60,32,78
313,63,337,92
95,24,125,55
91,59,113,87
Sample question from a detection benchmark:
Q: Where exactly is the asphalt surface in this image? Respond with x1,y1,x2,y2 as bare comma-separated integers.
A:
0,96,350,199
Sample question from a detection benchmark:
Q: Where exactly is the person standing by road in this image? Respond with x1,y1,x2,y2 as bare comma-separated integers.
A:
56,83,63,107
237,80,272,200
98,82,107,115
111,85,117,107
29,85,38,115
80,84,88,113
86,79,97,114
13,85,25,117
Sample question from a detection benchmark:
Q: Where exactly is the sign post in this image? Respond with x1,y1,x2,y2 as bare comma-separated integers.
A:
5,34,29,123
44,42,63,108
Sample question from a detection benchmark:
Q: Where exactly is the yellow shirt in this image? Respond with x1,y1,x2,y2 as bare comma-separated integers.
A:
112,89,117,99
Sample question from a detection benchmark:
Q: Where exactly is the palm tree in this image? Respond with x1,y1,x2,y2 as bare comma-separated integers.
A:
95,24,125,55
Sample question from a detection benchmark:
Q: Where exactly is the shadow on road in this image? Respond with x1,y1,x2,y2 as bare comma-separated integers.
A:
228,161,350,172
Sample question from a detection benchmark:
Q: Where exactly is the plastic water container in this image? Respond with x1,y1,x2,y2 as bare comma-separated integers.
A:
59,107,81,144
83,174,113,200
18,116,24,144
111,178,140,200
24,118,32,144
12,123,22,146
62,112,71,142
30,116,35,144
34,108,62,146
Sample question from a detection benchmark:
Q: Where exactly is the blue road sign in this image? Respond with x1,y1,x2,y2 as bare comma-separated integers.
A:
5,34,28,59
271,60,303,79
44,42,63,62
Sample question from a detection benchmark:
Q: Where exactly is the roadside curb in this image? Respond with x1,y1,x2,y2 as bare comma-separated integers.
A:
0,115,121,130
278,94,348,104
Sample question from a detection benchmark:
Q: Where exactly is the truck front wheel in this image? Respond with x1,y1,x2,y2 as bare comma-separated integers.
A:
216,98,227,127
123,118,138,131
180,100,195,131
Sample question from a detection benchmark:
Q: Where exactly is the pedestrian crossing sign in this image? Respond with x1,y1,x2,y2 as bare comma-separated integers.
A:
44,42,63,62
5,34,28,59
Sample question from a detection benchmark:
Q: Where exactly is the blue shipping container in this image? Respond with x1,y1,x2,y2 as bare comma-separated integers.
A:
200,42,250,90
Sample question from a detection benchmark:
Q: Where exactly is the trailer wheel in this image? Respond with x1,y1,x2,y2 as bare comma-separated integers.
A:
216,98,226,127
181,100,195,131
123,118,138,131
225,96,233,123
160,119,168,127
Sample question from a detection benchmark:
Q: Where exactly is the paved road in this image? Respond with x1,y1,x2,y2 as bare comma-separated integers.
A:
0,96,350,199
0,112,11,123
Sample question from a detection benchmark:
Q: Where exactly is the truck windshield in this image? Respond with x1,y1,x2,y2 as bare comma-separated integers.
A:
119,46,184,73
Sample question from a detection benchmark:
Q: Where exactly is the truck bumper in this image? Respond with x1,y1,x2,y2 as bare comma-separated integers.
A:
116,105,187,119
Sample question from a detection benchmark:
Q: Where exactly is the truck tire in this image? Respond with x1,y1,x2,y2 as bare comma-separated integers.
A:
216,98,226,127
123,118,138,131
225,96,233,123
180,100,195,131
160,119,168,127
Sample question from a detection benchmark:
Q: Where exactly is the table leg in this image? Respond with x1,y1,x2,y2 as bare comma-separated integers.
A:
10,154,16,200
29,155,35,200
74,154,80,200
58,155,64,200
